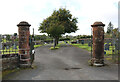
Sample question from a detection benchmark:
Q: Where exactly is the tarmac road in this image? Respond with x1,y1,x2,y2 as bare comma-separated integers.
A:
3,44,118,80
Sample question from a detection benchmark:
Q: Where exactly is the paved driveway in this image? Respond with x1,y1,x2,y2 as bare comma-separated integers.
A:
3,44,118,80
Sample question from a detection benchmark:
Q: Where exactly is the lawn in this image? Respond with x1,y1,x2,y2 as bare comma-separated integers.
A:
34,44,42,48
71,43,114,56
50,47,59,50
72,43,91,51
49,41,66,50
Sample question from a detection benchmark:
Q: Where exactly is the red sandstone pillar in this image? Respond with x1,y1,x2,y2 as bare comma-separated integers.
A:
17,21,31,67
91,21,105,66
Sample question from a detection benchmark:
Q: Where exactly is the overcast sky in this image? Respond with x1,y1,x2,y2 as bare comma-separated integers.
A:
0,0,118,36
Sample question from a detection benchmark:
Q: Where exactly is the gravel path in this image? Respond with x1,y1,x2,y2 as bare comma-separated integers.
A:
3,44,118,80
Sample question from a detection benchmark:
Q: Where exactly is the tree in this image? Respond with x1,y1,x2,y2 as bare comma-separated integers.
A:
14,33,17,36
40,34,47,41
34,34,48,41
107,22,113,34
112,28,119,37
38,8,78,48
6,35,10,40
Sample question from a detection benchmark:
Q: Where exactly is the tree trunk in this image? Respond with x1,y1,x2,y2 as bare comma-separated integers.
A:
53,37,59,48
56,37,59,45
53,38,56,48
53,39,56,48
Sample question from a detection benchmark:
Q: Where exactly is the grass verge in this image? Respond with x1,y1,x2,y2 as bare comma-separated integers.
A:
50,47,59,50
34,44,42,48
49,41,66,50
71,43,113,56
72,44,91,51
2,68,20,78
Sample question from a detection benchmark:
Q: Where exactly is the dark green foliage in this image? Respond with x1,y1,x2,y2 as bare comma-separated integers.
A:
6,35,10,40
107,22,113,34
59,38,70,41
34,34,48,41
38,8,78,47
75,35,91,39
39,8,78,35
14,33,17,36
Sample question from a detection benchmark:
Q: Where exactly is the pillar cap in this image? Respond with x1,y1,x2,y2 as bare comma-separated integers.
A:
17,21,31,27
91,21,105,27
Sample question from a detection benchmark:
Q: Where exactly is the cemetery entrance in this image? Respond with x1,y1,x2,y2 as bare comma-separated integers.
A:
0,21,35,70
1,21,119,80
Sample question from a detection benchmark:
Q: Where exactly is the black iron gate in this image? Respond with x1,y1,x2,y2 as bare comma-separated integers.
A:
0,34,18,55
0,34,19,70
112,29,119,63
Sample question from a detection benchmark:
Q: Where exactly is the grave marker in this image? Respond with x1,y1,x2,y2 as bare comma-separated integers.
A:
104,43,109,50
81,40,84,44
6,45,9,49
13,43,17,49
88,41,91,46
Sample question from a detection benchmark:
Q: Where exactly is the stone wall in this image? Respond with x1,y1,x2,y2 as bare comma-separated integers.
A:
2,54,19,70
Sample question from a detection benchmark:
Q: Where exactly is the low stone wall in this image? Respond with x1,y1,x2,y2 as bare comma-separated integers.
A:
2,54,19,70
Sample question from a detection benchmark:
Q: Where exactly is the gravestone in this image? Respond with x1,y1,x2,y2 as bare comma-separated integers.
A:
104,51,106,55
104,43,109,50
88,41,91,46
6,45,9,49
77,39,79,44
13,43,17,49
81,40,84,44
2,44,5,50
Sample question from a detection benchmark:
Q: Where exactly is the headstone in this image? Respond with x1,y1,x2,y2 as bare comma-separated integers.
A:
2,44,5,50
107,41,109,45
6,46,9,49
13,43,17,49
81,40,84,44
104,51,106,55
77,40,79,44
110,43,113,46
104,43,109,50
88,41,91,46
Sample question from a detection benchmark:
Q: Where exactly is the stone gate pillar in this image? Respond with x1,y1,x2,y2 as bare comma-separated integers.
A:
91,21,105,66
17,21,31,67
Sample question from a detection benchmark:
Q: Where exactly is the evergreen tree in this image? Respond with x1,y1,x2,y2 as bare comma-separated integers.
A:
107,22,113,34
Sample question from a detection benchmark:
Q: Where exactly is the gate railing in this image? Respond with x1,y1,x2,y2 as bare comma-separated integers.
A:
0,34,18,55
0,34,19,70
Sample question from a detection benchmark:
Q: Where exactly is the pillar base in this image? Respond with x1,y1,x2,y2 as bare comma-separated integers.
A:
90,58,104,67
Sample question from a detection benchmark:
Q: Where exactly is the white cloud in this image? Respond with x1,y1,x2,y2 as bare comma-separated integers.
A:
0,0,118,35
68,0,118,35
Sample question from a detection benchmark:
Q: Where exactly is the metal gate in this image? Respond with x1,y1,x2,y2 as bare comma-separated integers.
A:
112,28,119,63
0,34,18,55
0,34,19,70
